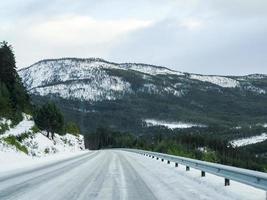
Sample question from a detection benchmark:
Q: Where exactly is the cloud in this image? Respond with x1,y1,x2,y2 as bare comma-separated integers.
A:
108,17,267,75
29,15,153,45
0,0,267,75
180,19,204,30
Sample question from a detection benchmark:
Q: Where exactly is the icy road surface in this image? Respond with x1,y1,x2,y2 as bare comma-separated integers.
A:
0,150,264,200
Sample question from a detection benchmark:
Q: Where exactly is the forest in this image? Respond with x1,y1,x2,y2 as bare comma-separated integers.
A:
85,127,267,172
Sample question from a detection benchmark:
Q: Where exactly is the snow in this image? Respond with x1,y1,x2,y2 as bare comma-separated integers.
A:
190,74,240,88
18,59,183,92
21,132,85,157
18,58,186,102
19,59,133,102
0,118,12,126
0,113,34,138
1,150,264,200
243,85,266,94
245,74,267,80
144,119,206,129
31,77,131,102
0,150,88,173
0,114,86,172
19,58,267,102
230,133,267,147
141,84,183,97
121,63,184,76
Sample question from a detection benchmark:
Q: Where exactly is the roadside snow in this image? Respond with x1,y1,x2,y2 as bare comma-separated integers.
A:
0,150,88,173
144,119,206,129
21,132,85,157
0,114,86,172
230,133,267,147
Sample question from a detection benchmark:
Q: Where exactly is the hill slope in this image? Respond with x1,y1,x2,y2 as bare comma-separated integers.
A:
18,58,267,134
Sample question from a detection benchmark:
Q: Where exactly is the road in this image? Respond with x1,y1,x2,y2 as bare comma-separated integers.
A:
0,150,263,200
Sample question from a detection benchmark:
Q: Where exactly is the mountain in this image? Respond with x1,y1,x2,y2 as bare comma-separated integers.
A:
18,58,267,134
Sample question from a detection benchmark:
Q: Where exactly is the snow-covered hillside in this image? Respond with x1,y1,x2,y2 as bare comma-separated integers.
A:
18,58,267,103
0,114,85,171
190,74,240,88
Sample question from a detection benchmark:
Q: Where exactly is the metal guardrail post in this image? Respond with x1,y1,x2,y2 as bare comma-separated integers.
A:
201,171,206,177
225,178,230,186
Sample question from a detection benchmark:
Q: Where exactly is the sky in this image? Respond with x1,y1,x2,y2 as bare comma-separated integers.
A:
0,0,267,75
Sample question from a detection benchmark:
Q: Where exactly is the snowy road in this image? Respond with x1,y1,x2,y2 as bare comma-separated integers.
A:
0,150,264,200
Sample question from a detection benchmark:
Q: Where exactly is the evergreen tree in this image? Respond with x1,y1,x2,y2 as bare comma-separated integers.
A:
0,41,30,120
65,122,80,136
0,41,17,87
34,102,64,139
0,82,12,116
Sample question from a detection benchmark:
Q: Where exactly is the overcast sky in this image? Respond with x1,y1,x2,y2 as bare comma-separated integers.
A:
1,0,267,75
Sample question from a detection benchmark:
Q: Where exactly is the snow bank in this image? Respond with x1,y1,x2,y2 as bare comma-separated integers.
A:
22,132,85,157
0,114,86,172
230,133,267,147
144,119,206,129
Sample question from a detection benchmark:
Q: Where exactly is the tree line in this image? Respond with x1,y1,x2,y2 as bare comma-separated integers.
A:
85,128,267,172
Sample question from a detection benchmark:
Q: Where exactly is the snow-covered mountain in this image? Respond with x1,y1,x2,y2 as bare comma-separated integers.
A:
18,58,267,134
18,58,267,102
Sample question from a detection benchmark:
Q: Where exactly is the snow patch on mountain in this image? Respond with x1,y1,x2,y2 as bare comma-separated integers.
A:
144,119,206,129
243,85,266,94
190,74,240,88
230,133,267,147
32,78,131,101
244,74,267,80
121,63,184,76
19,59,133,101
141,84,183,97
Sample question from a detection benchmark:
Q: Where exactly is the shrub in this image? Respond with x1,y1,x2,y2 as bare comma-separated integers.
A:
30,125,40,133
3,135,28,154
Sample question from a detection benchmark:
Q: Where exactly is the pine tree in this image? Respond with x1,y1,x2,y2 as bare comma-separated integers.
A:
0,41,17,87
34,103,64,139
0,82,12,116
0,41,30,118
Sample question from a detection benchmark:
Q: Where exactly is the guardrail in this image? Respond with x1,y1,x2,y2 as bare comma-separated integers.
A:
122,149,267,191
